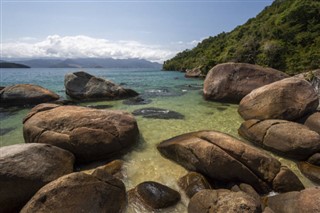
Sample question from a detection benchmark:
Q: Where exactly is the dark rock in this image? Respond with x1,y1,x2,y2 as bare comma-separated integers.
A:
85,104,113,109
216,107,227,111
185,67,204,78
307,153,320,166
157,130,286,194
64,71,138,101
0,127,15,136
304,112,320,135
272,166,304,192
266,187,320,213
238,77,319,121
0,84,59,107
178,172,211,198
21,171,126,213
0,143,74,213
132,107,184,120
122,96,152,105
188,189,262,213
298,162,320,184
174,84,203,91
128,181,180,209
203,63,288,103
23,103,139,163
238,119,320,160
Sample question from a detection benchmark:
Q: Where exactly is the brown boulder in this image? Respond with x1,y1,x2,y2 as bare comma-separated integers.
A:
238,119,320,160
266,187,320,213
272,166,304,192
23,103,139,162
0,143,74,213
0,84,59,107
295,69,320,97
128,181,180,210
307,153,320,166
21,170,126,213
238,77,319,121
178,172,211,198
64,71,138,100
203,63,288,103
185,67,204,78
298,162,320,184
188,189,262,213
157,130,283,194
304,112,320,135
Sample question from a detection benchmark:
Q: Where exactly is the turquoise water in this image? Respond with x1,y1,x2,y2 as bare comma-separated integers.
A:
0,68,316,212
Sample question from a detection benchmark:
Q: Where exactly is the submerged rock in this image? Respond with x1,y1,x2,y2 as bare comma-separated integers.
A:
266,187,320,213
122,96,152,105
298,162,320,184
64,71,138,101
23,103,139,162
178,172,211,198
238,77,319,121
188,189,262,213
203,63,288,103
0,127,15,136
238,119,320,160
175,84,203,91
132,107,184,120
0,143,74,213
157,130,303,194
128,181,180,210
143,87,184,98
304,112,320,135
21,170,126,213
0,84,59,107
85,104,113,109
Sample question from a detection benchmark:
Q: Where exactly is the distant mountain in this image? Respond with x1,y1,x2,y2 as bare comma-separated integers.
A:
12,58,162,69
163,0,320,75
0,62,30,68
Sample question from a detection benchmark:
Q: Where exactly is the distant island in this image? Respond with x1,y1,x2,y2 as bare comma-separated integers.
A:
163,0,320,75
0,62,30,68
3,58,162,69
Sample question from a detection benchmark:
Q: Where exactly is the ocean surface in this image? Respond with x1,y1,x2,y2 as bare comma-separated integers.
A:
0,68,316,212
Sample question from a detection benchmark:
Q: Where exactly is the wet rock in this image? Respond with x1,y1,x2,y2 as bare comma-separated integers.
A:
185,67,204,78
0,127,15,136
307,153,320,166
238,119,320,160
188,189,262,213
272,166,304,193
128,181,180,210
298,162,320,184
21,170,126,213
0,143,74,213
203,63,288,103
157,130,286,194
122,96,152,105
231,183,260,203
85,104,113,109
304,112,320,135
23,104,139,163
178,172,211,198
64,71,138,101
0,84,59,107
85,160,125,180
0,107,20,120
238,77,319,121
133,107,184,120
266,187,320,213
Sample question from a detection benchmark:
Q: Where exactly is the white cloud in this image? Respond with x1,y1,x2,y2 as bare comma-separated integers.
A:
1,35,175,63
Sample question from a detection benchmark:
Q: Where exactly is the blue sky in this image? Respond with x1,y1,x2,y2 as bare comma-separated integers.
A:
1,0,273,62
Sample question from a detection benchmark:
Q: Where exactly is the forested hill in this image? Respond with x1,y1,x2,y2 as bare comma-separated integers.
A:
163,0,320,75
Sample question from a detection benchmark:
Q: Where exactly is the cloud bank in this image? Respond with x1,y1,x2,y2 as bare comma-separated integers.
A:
1,35,176,63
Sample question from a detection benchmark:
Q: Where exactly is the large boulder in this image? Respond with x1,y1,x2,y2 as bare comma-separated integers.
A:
0,143,74,213
128,181,180,210
298,162,320,184
203,63,288,103
304,112,320,135
266,187,320,213
23,103,139,162
296,69,320,97
238,77,319,121
157,130,302,194
64,71,138,100
188,189,262,213
21,169,126,213
238,119,320,160
0,84,59,107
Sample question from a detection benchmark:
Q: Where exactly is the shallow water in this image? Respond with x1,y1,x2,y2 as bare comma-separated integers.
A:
0,68,317,212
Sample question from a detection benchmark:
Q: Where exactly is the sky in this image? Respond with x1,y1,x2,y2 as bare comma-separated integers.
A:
1,0,273,62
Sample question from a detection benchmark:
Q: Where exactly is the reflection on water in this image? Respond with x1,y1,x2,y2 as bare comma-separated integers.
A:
0,68,317,213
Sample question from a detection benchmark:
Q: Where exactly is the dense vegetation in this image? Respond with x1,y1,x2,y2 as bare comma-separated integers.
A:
163,0,320,75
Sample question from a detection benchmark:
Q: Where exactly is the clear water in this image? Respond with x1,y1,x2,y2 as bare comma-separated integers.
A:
0,68,316,212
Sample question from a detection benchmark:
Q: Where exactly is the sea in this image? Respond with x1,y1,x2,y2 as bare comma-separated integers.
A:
0,68,316,212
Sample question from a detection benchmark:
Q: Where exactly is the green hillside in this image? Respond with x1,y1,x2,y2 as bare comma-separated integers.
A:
163,0,320,75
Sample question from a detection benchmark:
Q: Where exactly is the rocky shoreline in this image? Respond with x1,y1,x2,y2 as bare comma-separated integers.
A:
1,65,320,212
